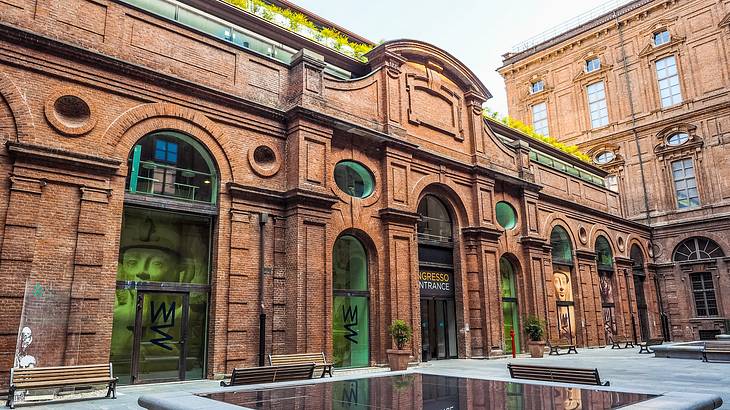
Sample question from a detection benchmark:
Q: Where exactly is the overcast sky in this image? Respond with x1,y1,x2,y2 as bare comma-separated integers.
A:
293,0,612,115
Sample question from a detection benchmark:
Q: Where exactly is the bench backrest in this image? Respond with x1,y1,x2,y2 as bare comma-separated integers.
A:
10,364,113,386
268,353,327,366
228,364,314,386
508,363,604,386
648,338,663,345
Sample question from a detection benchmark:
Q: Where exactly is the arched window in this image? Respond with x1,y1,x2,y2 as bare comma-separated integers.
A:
673,237,725,262
417,195,452,242
595,236,614,271
126,131,217,203
332,235,369,368
631,244,645,270
550,226,573,266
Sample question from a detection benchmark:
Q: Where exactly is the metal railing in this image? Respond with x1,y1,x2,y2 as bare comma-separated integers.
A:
511,0,637,53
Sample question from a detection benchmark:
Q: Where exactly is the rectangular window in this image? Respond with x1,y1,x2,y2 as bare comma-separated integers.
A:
656,56,682,108
532,102,549,136
691,272,718,317
606,175,619,192
585,57,601,73
154,140,178,164
531,80,544,94
586,81,609,128
671,158,700,209
653,30,670,46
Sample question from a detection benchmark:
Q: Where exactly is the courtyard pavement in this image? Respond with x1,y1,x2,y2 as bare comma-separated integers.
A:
13,346,730,409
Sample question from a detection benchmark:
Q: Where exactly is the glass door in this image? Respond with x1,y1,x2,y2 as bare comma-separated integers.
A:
420,298,457,361
131,291,189,384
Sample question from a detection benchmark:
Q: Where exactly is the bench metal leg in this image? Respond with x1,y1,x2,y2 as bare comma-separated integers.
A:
6,386,15,409
568,347,578,354
702,352,708,362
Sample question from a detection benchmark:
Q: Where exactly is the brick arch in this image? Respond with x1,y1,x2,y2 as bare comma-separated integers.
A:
103,103,234,182
589,227,616,255
669,235,727,262
626,235,649,261
541,214,578,248
0,72,35,142
413,181,471,229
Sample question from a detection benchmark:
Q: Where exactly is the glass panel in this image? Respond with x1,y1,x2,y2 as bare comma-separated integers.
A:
334,161,375,198
550,227,573,265
186,291,207,380
118,208,211,284
332,296,369,368
127,132,216,203
446,299,457,358
111,288,137,384
417,196,453,242
435,301,446,359
333,236,368,291
137,292,185,382
177,7,232,40
595,236,613,270
532,102,549,136
495,201,517,230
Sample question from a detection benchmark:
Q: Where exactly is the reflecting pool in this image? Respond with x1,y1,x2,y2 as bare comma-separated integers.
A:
202,373,655,409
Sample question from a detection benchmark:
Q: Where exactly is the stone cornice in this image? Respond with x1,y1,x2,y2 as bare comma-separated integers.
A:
378,208,420,225
461,226,502,242
614,256,634,266
575,249,597,260
6,141,121,174
519,235,548,249
228,183,338,210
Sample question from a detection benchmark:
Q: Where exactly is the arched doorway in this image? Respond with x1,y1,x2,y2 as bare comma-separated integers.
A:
111,131,217,384
500,257,520,354
332,235,370,368
550,226,576,344
417,195,458,361
595,236,617,344
630,245,649,342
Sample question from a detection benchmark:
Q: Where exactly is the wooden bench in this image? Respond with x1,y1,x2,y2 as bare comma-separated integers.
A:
6,363,117,409
638,338,663,354
547,339,578,355
508,363,609,386
702,343,730,363
220,364,315,387
611,337,635,349
269,352,333,378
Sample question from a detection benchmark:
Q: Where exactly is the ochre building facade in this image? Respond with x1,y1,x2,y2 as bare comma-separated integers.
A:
499,0,730,341
0,0,659,386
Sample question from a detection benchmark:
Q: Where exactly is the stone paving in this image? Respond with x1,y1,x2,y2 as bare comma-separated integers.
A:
13,347,730,409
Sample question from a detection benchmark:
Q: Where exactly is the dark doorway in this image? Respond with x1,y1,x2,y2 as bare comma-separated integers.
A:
633,274,650,342
420,298,457,361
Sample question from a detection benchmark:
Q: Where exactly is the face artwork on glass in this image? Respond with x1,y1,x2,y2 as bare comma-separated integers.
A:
553,270,575,343
599,274,614,304
554,387,582,410
599,272,617,343
111,208,210,384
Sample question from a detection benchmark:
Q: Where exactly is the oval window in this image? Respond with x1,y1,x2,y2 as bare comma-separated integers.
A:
495,201,517,230
334,161,374,198
667,132,689,146
594,151,615,165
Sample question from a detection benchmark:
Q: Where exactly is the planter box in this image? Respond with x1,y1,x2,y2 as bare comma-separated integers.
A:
386,349,410,371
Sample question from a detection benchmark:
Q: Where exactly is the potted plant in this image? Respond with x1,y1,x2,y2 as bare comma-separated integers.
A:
387,320,412,371
524,315,546,358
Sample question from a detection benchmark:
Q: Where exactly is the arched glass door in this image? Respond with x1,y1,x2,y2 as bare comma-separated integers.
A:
500,257,520,354
113,131,216,384
631,245,650,342
596,236,616,343
550,226,576,344
332,235,369,368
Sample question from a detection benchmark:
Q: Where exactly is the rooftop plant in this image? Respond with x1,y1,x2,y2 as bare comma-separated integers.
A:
222,0,374,62
483,108,591,163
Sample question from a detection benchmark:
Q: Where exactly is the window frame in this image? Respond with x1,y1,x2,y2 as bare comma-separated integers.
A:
666,132,689,146
530,80,545,94
594,151,615,165
670,158,700,209
586,81,609,129
531,102,549,136
585,57,601,73
690,272,718,317
655,55,683,108
653,29,671,47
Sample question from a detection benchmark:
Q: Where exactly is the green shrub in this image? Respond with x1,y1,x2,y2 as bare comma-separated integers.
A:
524,315,545,342
388,320,412,350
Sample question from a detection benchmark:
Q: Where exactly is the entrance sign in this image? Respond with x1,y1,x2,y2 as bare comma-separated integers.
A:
419,270,454,297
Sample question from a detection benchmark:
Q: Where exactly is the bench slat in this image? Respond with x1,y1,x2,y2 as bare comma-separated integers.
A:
508,363,608,386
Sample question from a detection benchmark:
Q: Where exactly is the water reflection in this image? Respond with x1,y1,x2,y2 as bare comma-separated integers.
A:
204,373,654,409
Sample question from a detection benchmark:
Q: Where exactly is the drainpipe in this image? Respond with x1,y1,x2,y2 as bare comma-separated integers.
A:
615,14,667,339
258,212,269,366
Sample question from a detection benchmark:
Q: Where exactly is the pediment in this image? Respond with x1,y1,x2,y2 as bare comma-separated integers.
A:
639,36,685,58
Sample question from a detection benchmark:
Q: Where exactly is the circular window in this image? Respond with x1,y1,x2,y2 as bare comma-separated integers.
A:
594,151,615,165
44,90,96,136
495,201,517,230
248,144,281,177
667,132,689,146
334,161,374,198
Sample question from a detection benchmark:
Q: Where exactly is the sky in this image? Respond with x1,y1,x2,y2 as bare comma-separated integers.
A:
292,0,611,116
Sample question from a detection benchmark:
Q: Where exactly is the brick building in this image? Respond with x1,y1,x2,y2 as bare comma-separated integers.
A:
0,0,659,386
499,0,730,342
